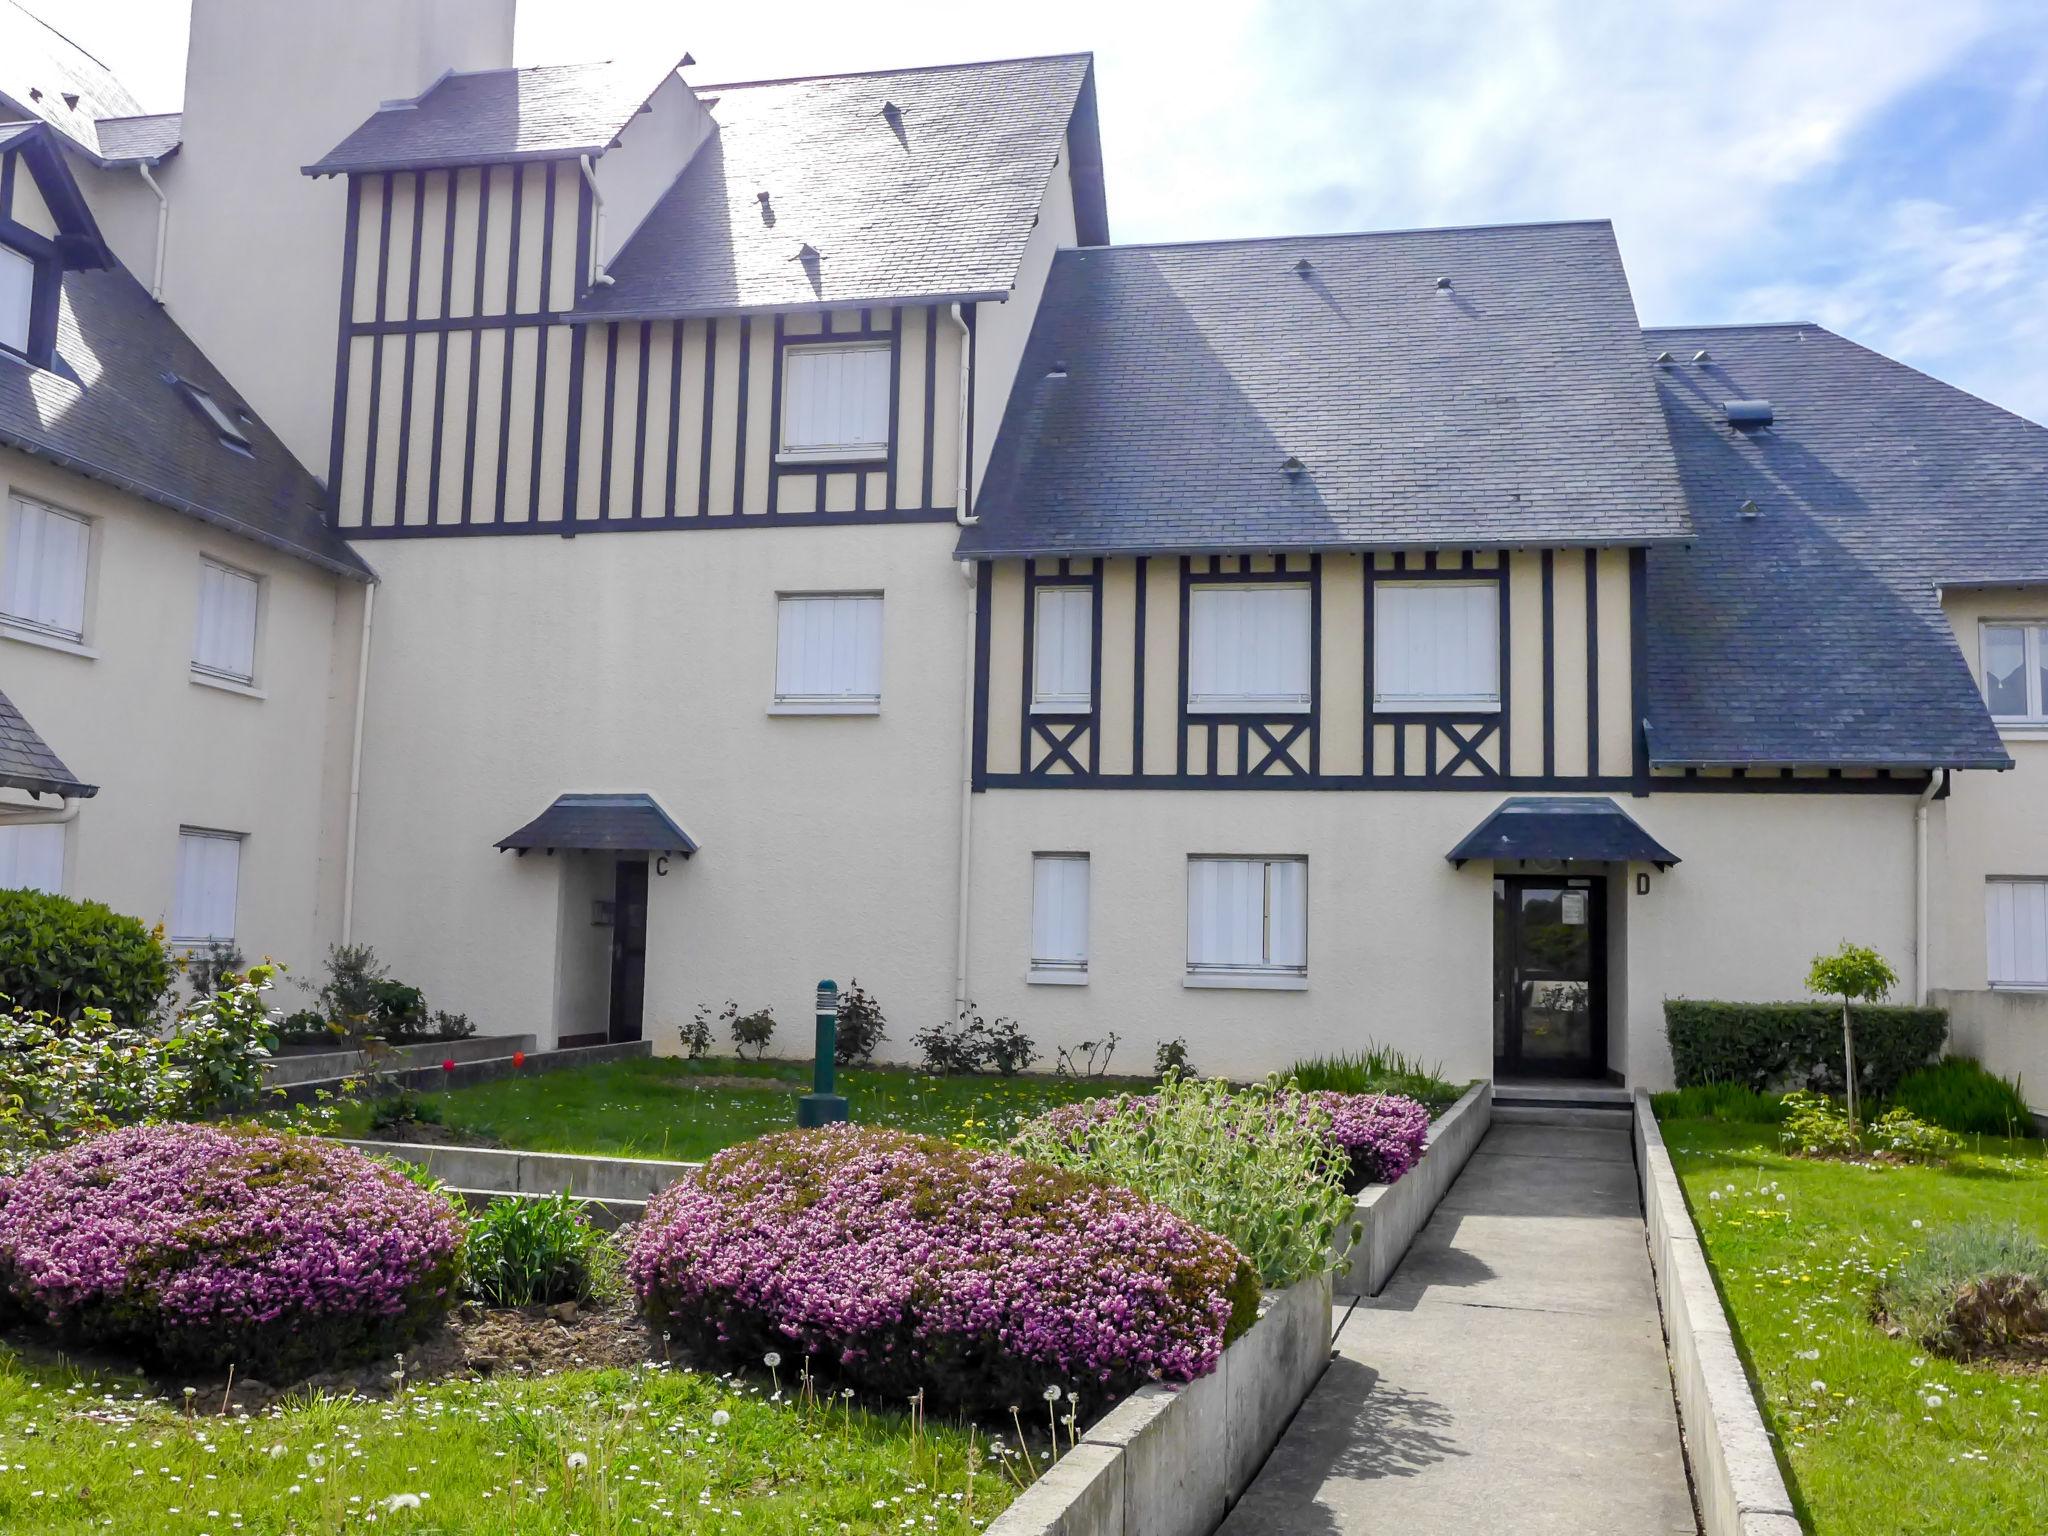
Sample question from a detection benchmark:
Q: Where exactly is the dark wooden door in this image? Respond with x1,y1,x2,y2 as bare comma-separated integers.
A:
1493,875,1605,1079
607,858,649,1044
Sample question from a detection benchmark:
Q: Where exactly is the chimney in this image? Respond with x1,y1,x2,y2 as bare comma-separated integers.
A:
163,0,516,477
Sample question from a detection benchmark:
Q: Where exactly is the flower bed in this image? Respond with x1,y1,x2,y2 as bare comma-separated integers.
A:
630,1124,1259,1414
0,1123,462,1375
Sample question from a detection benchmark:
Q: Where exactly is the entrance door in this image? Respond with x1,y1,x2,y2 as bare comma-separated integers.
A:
607,858,649,1044
1493,875,1605,1079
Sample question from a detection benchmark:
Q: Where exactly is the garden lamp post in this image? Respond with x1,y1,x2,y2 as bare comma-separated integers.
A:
797,978,849,1127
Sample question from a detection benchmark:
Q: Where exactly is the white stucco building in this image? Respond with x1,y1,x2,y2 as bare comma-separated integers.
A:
1,0,2043,1095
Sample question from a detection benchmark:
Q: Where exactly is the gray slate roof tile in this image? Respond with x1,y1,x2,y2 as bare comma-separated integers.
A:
1644,323,2036,769
0,687,93,798
576,54,1103,319
90,112,182,166
307,58,681,174
0,0,144,163
956,221,1693,557
0,263,369,580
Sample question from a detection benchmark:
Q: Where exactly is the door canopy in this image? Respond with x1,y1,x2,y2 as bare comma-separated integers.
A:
1447,796,1677,870
494,793,698,856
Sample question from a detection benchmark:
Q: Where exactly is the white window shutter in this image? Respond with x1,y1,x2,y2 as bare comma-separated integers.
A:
1189,856,1308,974
1031,855,1089,970
4,499,90,641
781,344,891,457
1188,586,1312,709
0,823,63,893
0,245,32,353
174,830,241,944
193,561,260,682
1988,880,2048,988
1374,583,1499,708
1033,587,1093,708
1267,858,1309,969
775,595,882,703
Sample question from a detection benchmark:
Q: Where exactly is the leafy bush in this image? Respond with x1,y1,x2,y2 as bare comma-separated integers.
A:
834,979,887,1066
466,1193,610,1307
912,1002,1039,1076
1665,999,1947,1099
1779,1091,1959,1163
277,1008,342,1048
680,1002,723,1059
1054,1032,1121,1078
1012,1075,1354,1287
0,888,169,1024
0,966,279,1171
1874,1222,2048,1365
1890,1057,2035,1138
369,1088,441,1133
1155,1037,1194,1077
1288,1046,1464,1110
730,1005,776,1060
185,940,245,996
302,944,473,1044
630,1125,1256,1413
0,1123,463,1375
1650,1082,1790,1124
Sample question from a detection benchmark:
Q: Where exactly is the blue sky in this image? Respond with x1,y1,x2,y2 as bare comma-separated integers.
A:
44,0,2048,423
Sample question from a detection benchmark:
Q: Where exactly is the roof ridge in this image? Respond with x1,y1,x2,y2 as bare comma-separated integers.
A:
7,0,121,79
1643,320,1818,335
92,109,181,126
1061,217,1616,258
695,50,1092,93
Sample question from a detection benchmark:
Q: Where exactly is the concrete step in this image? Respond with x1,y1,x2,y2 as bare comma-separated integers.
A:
1492,1102,1634,1130
265,1032,538,1087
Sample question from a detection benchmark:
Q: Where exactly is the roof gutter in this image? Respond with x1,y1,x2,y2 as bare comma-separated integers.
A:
565,288,1010,327
0,793,87,827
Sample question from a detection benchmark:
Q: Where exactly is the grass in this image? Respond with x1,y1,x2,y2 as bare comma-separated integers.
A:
1286,1047,1467,1112
0,1345,1016,1534
1656,1111,2048,1534
330,1056,1154,1160
1891,1057,2036,1138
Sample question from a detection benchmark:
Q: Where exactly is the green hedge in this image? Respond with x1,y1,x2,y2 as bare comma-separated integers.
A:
1665,999,1947,1099
0,889,170,1024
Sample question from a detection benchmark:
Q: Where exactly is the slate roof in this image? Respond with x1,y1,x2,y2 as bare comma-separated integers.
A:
1643,323,2039,770
0,262,370,580
495,793,699,855
0,688,94,798
0,0,153,165
575,53,1107,320
1447,797,1678,868
306,58,685,175
956,221,1692,558
90,112,182,166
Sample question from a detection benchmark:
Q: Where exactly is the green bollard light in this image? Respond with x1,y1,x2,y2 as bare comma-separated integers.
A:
797,978,849,1128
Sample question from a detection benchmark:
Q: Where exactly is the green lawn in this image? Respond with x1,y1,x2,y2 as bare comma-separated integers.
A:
330,1056,1153,1160
1658,1115,2048,1535
0,1346,1016,1535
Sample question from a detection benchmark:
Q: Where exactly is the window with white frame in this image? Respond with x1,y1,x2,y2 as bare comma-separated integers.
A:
2,496,90,642
1030,853,1090,981
779,342,892,461
1981,623,2048,725
0,244,33,355
1186,855,1307,982
192,559,260,685
1032,586,1093,712
0,822,63,893
1987,878,2048,989
172,829,242,946
773,593,883,710
1187,585,1312,712
1374,581,1500,711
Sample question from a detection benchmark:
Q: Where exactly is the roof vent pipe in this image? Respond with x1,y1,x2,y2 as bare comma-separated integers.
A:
1738,499,1761,520
1654,351,1674,365
1282,455,1306,477
1692,349,1712,364
1295,257,1314,276
1435,276,1452,291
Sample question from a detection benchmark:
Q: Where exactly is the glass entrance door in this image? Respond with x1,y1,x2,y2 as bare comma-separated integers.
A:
1493,876,1605,1079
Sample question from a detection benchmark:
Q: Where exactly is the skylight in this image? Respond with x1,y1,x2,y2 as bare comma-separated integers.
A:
169,375,253,452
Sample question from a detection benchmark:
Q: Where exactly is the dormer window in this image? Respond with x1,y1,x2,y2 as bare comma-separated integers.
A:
778,341,892,463
0,245,34,356
169,375,254,454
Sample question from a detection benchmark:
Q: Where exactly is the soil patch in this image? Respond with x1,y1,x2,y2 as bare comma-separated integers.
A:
360,1119,502,1147
665,1074,803,1094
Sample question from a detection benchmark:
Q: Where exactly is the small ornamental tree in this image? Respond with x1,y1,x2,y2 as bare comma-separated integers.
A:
1807,941,1899,1130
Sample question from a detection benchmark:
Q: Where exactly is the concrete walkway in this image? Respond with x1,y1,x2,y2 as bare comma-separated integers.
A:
1218,1123,1697,1536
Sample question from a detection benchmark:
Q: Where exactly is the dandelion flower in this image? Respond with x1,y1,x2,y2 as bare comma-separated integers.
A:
763,1352,782,1369
1926,1394,1944,1409
1043,1386,1063,1402
711,1410,730,1428
566,1452,588,1471
380,1493,423,1512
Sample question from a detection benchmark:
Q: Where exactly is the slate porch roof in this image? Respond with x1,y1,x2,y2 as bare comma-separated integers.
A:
495,793,698,856
956,221,1692,558
0,688,94,799
1447,797,1678,869
575,53,1108,320
306,57,687,175
1643,323,2036,771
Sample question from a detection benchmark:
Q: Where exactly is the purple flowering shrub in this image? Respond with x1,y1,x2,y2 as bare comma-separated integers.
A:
0,1123,463,1375
629,1125,1259,1413
1028,1089,1431,1195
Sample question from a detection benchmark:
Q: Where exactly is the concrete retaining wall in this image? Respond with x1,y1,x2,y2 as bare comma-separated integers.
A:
264,1033,536,1087
1932,987,2048,1129
1332,1080,1493,1296
1633,1092,1801,1536
277,1038,651,1102
341,1138,696,1205
988,1271,1332,1536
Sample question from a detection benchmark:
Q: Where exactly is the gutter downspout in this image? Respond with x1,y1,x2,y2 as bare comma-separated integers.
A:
1914,768,1946,1005
947,304,973,526
136,163,168,302
0,795,84,828
340,583,377,946
948,304,977,1012
577,155,615,287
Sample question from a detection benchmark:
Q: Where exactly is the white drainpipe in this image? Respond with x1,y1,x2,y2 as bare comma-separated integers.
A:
341,582,377,946
0,794,84,828
952,559,979,1015
136,163,169,302
947,304,973,525
577,156,615,287
1914,768,1945,1005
